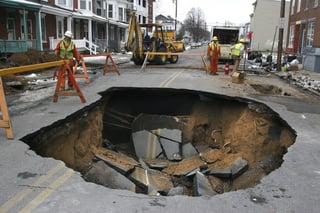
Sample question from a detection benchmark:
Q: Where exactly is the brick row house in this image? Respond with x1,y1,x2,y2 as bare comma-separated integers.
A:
0,0,152,56
286,0,320,72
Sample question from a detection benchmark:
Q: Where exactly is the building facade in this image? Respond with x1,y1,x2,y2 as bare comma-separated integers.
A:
250,0,290,54
0,0,151,56
286,0,320,72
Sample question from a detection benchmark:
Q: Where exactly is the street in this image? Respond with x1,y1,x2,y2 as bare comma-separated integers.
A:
1,46,320,213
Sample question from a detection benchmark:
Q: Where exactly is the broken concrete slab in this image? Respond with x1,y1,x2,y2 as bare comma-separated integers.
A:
131,113,182,160
129,166,173,195
83,161,136,192
167,186,186,196
144,158,169,170
230,157,248,179
194,171,217,196
94,148,139,175
182,142,198,158
208,167,232,178
206,156,248,179
132,129,163,159
132,128,182,160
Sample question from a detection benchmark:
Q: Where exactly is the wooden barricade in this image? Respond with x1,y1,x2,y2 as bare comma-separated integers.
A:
0,60,85,139
103,54,120,75
53,62,86,103
0,77,14,139
73,55,90,84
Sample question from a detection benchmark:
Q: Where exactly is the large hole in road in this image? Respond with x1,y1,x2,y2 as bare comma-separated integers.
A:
21,87,296,197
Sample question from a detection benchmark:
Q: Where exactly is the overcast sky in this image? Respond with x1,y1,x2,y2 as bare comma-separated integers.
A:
154,0,255,27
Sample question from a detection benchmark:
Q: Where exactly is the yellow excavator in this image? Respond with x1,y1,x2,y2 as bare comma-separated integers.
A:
125,10,185,65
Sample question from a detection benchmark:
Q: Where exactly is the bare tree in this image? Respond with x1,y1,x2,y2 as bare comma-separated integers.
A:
183,7,209,42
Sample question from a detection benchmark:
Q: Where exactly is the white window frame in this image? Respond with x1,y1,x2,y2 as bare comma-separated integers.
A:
297,0,301,12
291,0,295,15
288,25,295,48
41,14,47,42
56,17,64,39
306,20,315,47
7,18,16,40
314,0,318,7
79,0,92,10
56,0,72,8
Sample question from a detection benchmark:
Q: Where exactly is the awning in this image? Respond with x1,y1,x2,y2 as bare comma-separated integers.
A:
0,0,41,10
41,4,72,17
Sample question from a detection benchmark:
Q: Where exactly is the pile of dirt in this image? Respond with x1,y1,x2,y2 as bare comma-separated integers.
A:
0,49,58,95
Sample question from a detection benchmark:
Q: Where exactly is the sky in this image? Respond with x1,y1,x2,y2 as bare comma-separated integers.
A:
154,0,255,27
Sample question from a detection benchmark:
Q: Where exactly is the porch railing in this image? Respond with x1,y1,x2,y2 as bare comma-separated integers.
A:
0,40,28,56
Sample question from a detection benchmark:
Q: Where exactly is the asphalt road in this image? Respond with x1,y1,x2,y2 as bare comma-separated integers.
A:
1,47,320,213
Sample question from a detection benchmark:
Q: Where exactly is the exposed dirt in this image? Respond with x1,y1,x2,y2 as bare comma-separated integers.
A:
0,49,57,95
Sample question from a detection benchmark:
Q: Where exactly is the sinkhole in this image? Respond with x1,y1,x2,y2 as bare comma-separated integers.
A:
21,87,296,197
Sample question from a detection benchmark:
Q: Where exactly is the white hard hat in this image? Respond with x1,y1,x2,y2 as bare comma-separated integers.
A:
64,30,73,38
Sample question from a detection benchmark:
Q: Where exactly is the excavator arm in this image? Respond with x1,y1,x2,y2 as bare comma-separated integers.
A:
125,10,144,62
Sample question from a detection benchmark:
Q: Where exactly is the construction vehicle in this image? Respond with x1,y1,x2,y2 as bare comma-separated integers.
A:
125,10,185,65
210,26,240,63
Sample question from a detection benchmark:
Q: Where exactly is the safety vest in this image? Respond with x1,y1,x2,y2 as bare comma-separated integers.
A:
231,43,243,56
59,40,75,59
209,42,220,56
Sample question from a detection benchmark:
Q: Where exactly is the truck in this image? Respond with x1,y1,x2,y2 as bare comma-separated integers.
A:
125,10,185,65
210,26,240,63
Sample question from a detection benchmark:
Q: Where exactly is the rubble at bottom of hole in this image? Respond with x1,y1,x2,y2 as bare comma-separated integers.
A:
82,113,249,197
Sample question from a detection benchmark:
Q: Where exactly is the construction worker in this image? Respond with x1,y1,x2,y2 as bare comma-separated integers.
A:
207,36,221,75
231,38,246,74
54,30,80,90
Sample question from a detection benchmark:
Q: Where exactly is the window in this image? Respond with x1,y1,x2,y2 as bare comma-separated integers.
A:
306,20,315,47
108,4,113,18
288,25,295,48
297,0,301,12
305,0,309,10
118,7,124,21
7,18,16,40
57,0,72,8
58,0,66,4
41,15,47,42
314,0,318,7
96,0,102,15
57,18,63,39
143,0,146,7
80,0,86,9
291,0,295,15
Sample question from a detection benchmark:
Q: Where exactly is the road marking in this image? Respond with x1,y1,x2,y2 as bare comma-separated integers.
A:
160,70,183,87
18,169,75,213
0,162,64,213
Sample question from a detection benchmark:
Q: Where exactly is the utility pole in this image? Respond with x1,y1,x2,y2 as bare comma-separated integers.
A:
276,0,285,71
174,0,178,39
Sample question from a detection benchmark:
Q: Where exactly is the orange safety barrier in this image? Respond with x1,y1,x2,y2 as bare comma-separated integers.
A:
0,77,14,139
53,62,86,103
103,54,120,75
73,55,90,84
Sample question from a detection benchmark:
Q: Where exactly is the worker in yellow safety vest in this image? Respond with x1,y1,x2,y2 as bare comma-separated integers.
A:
207,36,221,75
231,38,246,74
54,30,81,90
